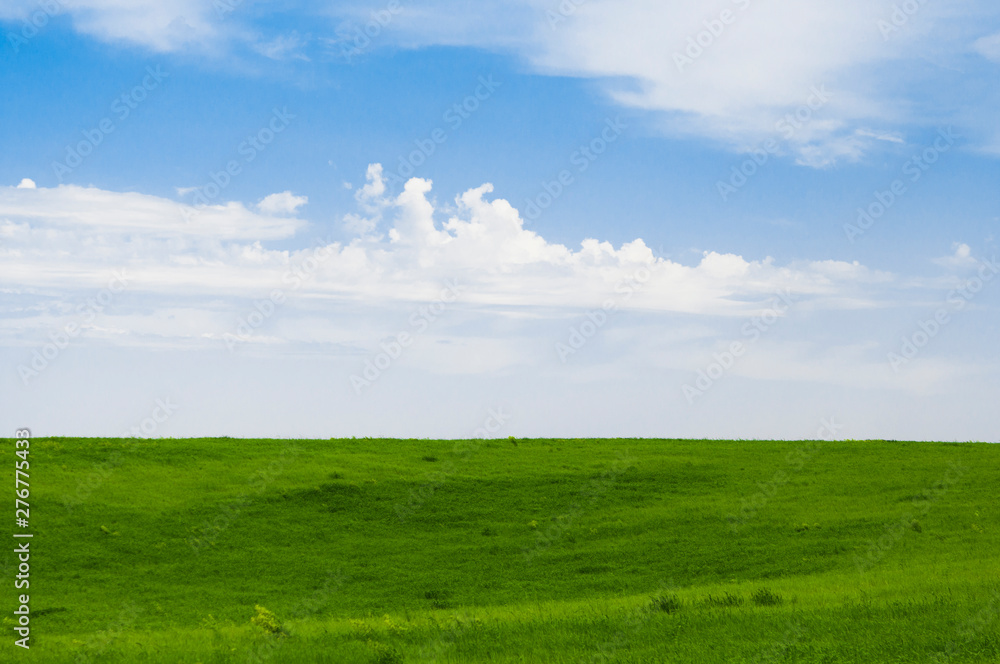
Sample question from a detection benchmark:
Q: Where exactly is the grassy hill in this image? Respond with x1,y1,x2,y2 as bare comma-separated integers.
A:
3,437,999,662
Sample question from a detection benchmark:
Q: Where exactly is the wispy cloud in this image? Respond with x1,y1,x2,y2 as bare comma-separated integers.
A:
8,1,999,163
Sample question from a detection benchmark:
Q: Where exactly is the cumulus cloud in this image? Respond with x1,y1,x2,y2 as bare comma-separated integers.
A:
2,167,985,403
257,191,308,216
1,167,897,318
342,164,389,237
932,243,979,270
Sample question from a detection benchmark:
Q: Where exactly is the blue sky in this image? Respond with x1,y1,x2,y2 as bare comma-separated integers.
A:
1,0,998,440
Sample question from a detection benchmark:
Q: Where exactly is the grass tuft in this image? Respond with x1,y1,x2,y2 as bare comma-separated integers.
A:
423,589,453,609
650,594,682,613
750,588,783,607
705,592,744,608
368,639,404,664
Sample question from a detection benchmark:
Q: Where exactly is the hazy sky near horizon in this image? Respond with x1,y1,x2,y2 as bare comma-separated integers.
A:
1,0,998,440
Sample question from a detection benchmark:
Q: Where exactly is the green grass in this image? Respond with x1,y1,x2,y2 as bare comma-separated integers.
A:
3,437,999,662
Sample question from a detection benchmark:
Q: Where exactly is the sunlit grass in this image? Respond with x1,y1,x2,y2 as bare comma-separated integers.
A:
3,437,998,662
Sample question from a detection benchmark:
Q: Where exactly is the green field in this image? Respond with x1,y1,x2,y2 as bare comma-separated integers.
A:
3,437,999,663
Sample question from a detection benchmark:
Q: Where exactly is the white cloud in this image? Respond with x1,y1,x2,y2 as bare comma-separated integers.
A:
0,168,961,402
66,0,219,52
257,191,308,216
0,0,231,52
854,129,906,144
16,178,36,189
9,0,998,162
932,242,978,269
973,31,1000,61
337,0,999,164
343,164,389,237
3,167,990,413
0,167,895,315
0,183,304,241
253,32,310,61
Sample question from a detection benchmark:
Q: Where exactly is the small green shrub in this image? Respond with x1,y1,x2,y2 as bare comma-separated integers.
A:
421,455,438,462
382,614,410,635
349,619,374,639
250,604,286,635
368,640,404,664
650,594,682,613
750,588,783,607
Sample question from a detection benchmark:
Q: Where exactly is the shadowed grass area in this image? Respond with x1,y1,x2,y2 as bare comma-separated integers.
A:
3,437,998,662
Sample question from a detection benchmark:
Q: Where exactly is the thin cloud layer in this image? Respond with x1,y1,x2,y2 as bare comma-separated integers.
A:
6,1,998,163
338,0,1000,163
0,184,304,241
0,0,221,52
